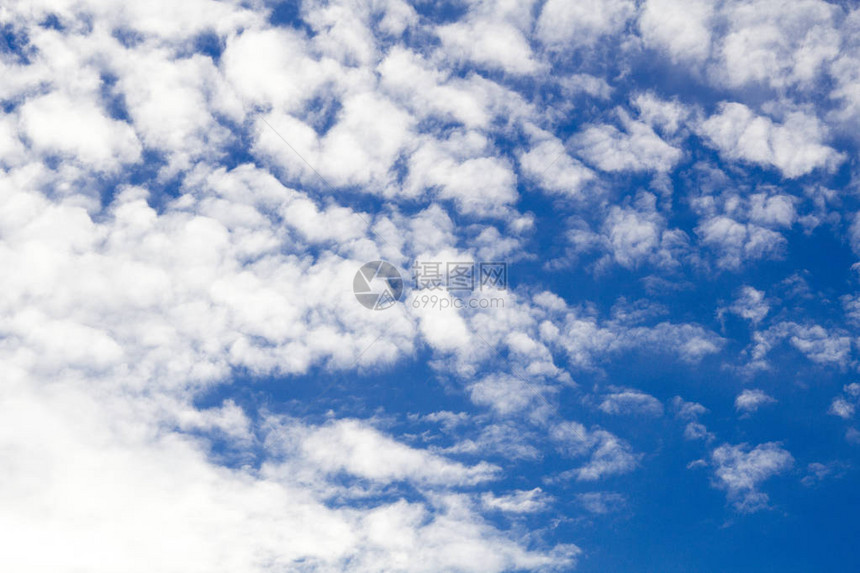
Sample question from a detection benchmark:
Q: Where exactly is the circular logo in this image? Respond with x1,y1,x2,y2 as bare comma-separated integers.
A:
353,261,404,310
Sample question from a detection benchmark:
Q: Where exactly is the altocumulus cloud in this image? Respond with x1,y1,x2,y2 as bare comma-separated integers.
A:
1,0,860,571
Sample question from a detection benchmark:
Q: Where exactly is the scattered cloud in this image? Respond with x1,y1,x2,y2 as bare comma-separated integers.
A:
599,388,664,417
735,389,777,414
576,492,627,515
551,421,640,481
2,0,859,568
710,442,794,512
699,103,842,178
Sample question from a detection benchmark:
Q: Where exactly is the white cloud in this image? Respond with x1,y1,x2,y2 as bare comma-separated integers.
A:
828,383,860,420
441,423,542,462
268,418,500,487
684,422,713,441
639,0,714,63
830,10,860,132
622,323,724,364
710,442,793,512
438,20,540,75
727,286,769,324
223,28,333,112
469,374,553,417
848,212,860,256
19,92,142,171
714,0,841,90
302,0,381,65
542,299,723,369
603,202,662,268
0,381,572,573
632,92,693,136
699,102,842,178
576,492,626,515
551,421,639,481
598,388,664,417
749,193,797,228
537,0,635,48
481,488,551,513
519,132,596,199
379,47,491,129
412,290,473,354
673,397,707,420
829,398,855,420
735,389,777,414
0,114,28,167
573,112,683,173
113,49,232,174
559,74,613,100
750,322,852,368
255,92,415,193
786,326,853,366
404,132,519,216
672,397,713,441
564,192,692,272
697,215,786,269
5,0,858,565
801,461,847,487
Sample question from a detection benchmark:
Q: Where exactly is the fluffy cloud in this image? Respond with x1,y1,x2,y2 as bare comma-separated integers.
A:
576,492,626,514
468,374,554,417
725,286,770,324
536,292,722,368
19,92,142,171
481,488,551,513
699,103,842,178
222,28,335,112
673,397,708,421
672,397,713,441
632,92,694,136
830,9,860,131
551,421,639,481
268,418,500,486
573,112,683,173
518,131,596,199
537,0,635,48
697,215,786,269
640,0,842,91
404,134,519,216
0,382,571,573
379,48,493,129
598,388,664,417
750,322,852,369
639,0,714,63
710,442,794,512
801,461,848,487
428,0,542,76
4,0,860,566
714,0,841,90
735,389,777,414
828,383,860,420
829,398,856,420
543,304,723,368
438,19,540,75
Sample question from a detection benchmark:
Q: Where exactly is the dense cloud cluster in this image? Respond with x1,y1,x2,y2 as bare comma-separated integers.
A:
1,0,859,570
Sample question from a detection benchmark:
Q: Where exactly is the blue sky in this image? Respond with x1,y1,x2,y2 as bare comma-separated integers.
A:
1,0,860,571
